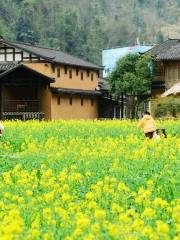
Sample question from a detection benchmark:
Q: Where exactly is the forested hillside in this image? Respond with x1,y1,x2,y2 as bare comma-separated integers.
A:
0,0,180,64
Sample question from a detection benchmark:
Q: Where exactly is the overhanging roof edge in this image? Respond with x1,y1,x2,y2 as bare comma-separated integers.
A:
0,64,55,83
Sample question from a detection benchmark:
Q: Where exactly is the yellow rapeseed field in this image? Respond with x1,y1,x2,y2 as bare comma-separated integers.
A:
0,120,179,240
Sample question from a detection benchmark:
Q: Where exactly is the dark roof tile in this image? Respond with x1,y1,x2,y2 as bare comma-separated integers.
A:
1,39,102,70
149,39,180,60
0,62,18,72
51,87,101,96
99,78,110,91
0,64,55,83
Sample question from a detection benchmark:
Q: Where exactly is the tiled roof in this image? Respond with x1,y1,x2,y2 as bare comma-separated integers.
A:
51,87,101,96
148,39,180,60
0,62,18,72
0,38,102,70
99,78,110,91
162,82,180,97
0,64,55,83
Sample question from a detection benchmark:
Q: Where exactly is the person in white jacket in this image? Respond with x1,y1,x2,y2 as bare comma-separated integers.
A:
0,122,4,137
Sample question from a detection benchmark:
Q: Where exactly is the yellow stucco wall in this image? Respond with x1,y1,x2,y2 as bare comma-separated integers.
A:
40,85,52,120
25,63,99,90
51,95,98,120
23,62,100,120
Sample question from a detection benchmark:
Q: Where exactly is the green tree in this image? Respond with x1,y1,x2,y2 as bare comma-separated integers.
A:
109,54,152,118
61,7,82,56
82,0,104,64
15,3,39,45
157,31,164,43
0,0,180,64
155,97,180,118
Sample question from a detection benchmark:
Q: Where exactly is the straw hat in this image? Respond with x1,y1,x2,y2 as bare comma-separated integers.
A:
161,82,180,97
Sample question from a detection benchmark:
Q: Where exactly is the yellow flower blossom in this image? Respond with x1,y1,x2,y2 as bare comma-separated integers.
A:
141,208,155,219
94,209,106,221
156,221,169,234
0,120,179,239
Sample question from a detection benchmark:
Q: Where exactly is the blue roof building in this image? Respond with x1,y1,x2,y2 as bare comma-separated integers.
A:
102,45,153,78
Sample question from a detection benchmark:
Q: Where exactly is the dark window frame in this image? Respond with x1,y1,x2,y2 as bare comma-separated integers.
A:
51,64,55,73
81,97,84,106
57,67,60,78
97,70,100,78
69,97,73,105
76,68,79,76
69,69,72,79
91,73,94,81
64,66,68,74
91,98,94,106
57,96,61,105
81,72,84,80
87,70,90,77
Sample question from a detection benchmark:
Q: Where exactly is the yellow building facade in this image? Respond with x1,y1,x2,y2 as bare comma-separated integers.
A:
0,38,102,120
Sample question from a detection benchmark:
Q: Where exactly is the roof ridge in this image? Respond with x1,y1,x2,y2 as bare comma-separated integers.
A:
103,44,153,51
0,63,54,83
5,39,101,68
7,39,62,51
168,38,180,40
1,38,102,69
147,39,177,56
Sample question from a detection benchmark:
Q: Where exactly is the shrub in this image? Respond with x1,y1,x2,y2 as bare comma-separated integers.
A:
155,97,180,118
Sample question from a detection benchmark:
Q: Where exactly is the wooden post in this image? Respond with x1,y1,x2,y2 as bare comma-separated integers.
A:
1,83,4,120
120,92,124,119
37,81,41,112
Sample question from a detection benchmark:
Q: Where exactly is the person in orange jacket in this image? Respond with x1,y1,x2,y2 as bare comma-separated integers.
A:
138,111,157,139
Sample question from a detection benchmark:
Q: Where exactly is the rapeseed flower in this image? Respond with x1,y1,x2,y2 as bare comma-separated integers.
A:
0,120,179,239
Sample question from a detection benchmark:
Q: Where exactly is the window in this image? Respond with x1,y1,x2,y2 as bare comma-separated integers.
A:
87,70,90,77
91,73,94,81
69,97,72,105
172,67,177,80
168,65,178,81
69,70,72,79
57,67,60,78
81,97,84,106
64,66,68,74
57,96,61,105
51,64,55,73
81,72,83,80
91,99,94,106
76,68,79,76
97,70,100,78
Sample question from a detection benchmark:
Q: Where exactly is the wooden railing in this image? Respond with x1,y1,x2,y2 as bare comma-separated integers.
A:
2,112,44,120
4,100,40,112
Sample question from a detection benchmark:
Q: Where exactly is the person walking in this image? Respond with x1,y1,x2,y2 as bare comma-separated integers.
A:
138,111,157,139
0,122,4,137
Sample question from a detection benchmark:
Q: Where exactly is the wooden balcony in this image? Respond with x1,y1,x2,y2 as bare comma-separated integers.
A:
2,100,44,120
4,100,40,112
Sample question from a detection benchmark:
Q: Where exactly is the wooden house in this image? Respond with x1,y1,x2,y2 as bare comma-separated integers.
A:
148,39,180,113
0,37,102,120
